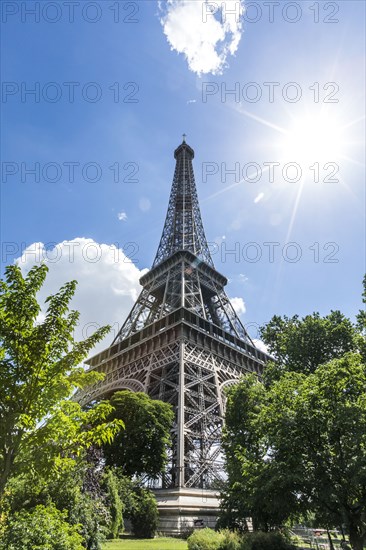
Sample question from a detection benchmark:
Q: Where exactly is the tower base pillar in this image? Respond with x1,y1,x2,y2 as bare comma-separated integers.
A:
153,488,220,536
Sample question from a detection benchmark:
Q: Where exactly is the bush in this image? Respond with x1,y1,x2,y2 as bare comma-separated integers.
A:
102,469,123,539
129,487,158,538
2,466,107,550
187,528,224,550
218,529,242,550
71,492,107,550
0,503,84,550
240,531,295,550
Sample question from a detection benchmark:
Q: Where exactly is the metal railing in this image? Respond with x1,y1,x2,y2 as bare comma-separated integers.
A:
291,526,350,549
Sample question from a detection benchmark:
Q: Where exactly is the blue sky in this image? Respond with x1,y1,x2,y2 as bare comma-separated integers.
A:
1,0,365,347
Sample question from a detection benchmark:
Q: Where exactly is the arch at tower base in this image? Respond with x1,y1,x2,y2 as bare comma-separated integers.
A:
153,488,220,536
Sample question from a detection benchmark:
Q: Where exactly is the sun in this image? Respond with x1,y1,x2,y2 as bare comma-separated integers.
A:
280,111,343,167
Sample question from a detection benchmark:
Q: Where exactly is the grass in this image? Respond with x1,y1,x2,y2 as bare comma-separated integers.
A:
102,535,347,550
102,537,188,550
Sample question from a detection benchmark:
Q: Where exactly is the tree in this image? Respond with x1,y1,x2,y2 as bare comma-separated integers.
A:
221,374,302,532
222,282,366,549
357,275,366,328
262,353,366,550
222,353,366,550
260,310,358,377
356,275,366,361
0,264,123,496
103,390,174,478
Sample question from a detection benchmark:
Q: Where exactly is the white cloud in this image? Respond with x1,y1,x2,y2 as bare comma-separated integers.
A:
187,99,197,104
159,0,244,75
230,296,246,315
118,211,127,221
16,238,146,357
253,338,269,355
254,192,264,204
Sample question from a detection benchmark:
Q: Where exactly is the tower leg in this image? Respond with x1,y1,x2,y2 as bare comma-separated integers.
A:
177,340,185,487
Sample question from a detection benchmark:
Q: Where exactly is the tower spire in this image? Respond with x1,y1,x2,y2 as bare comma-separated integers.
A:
152,140,214,268
110,139,254,344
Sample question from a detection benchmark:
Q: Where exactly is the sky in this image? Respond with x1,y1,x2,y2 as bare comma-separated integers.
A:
1,0,365,353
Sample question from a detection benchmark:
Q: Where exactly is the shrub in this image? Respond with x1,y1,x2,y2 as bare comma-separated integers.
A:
240,531,296,550
218,529,242,550
129,487,158,538
0,503,84,550
102,469,123,539
71,492,107,550
3,466,107,550
112,472,159,538
187,527,224,550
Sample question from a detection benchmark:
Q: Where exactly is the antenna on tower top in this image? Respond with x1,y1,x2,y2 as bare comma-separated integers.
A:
182,133,187,143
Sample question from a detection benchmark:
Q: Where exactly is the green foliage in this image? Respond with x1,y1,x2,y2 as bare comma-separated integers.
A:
218,529,242,550
221,290,366,548
356,275,366,361
356,275,366,329
0,264,123,495
103,469,123,539
72,490,106,550
0,264,127,549
128,487,159,539
187,528,224,550
106,470,158,538
239,532,295,550
222,352,366,549
263,353,366,550
0,503,84,550
260,310,358,378
2,452,109,550
113,470,137,514
221,375,300,531
103,390,174,478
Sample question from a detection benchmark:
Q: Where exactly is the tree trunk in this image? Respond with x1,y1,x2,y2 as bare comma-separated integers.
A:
0,432,23,497
349,522,366,550
0,448,15,497
327,528,335,550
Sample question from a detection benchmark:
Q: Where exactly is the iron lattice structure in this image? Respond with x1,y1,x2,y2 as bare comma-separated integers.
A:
78,139,267,490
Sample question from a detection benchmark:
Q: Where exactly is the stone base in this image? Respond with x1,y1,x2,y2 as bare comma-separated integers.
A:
153,488,220,536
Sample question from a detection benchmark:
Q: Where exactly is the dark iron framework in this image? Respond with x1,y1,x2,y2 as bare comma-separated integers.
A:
78,139,267,489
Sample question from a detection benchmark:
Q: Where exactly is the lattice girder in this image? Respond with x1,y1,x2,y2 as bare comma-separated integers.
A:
152,142,214,268
78,316,266,489
113,250,253,346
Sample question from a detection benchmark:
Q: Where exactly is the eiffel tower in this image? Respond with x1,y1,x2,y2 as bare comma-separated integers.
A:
78,137,267,533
